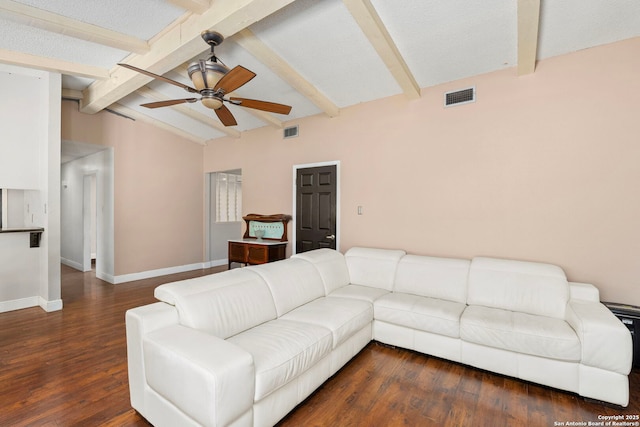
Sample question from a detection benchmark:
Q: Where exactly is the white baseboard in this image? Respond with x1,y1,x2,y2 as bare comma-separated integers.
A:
61,257,83,271
97,270,115,284
39,297,63,312
205,259,228,268
113,261,214,285
81,259,228,285
0,296,62,313
0,296,39,313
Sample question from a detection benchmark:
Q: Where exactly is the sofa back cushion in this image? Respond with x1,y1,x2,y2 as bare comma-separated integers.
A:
394,255,470,304
292,248,350,294
467,257,569,319
163,269,277,339
155,269,242,305
345,247,406,291
249,258,325,316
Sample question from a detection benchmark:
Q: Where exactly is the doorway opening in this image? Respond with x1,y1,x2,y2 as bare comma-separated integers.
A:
205,169,243,267
83,173,97,272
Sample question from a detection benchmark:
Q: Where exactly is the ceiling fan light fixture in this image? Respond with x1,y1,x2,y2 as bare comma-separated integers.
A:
188,60,229,91
201,96,223,110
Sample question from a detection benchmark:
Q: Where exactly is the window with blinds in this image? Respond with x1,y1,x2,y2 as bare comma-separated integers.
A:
215,172,242,222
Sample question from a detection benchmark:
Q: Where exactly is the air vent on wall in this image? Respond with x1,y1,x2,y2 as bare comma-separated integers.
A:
444,87,475,107
283,125,299,139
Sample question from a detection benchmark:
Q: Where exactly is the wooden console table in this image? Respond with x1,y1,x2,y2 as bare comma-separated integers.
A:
228,213,292,269
228,239,287,269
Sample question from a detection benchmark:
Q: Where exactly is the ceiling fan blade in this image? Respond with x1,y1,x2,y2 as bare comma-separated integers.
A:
215,104,238,126
214,65,256,94
118,63,198,94
229,97,292,115
140,98,198,108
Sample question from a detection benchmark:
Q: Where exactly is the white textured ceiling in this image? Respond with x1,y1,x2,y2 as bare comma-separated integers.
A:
13,0,183,39
1,0,639,149
251,0,402,107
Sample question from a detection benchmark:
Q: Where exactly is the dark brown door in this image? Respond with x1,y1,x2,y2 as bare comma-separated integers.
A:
296,165,337,253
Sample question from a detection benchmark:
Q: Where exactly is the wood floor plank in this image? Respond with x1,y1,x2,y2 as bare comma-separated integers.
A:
0,265,637,426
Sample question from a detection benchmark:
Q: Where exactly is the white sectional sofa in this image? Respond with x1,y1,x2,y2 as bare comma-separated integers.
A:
126,247,633,427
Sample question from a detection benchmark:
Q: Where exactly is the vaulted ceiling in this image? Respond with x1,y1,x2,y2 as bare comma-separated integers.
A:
1,0,639,145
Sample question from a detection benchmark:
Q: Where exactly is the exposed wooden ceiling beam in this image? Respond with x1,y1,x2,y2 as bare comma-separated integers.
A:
80,0,297,115
108,103,207,145
137,86,240,138
342,0,420,99
0,0,149,54
517,0,541,76
62,88,83,100
167,0,211,15
0,47,108,79
233,29,340,118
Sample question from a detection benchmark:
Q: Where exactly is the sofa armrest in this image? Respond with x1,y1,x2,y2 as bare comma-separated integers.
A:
568,281,600,302
566,300,633,375
126,302,181,411
143,324,255,427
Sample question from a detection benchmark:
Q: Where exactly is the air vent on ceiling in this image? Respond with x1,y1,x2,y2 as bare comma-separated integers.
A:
283,125,299,139
444,87,475,107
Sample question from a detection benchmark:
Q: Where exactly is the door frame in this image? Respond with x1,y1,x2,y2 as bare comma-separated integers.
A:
82,172,98,272
204,169,243,268
292,160,340,255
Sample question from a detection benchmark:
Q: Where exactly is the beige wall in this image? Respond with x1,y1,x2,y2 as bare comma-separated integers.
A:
61,102,204,276
204,37,640,305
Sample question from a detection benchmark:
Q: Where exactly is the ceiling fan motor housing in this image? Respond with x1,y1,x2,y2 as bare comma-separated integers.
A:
187,60,229,91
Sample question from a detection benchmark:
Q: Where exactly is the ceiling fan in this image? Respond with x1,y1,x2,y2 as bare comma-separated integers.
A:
118,30,292,126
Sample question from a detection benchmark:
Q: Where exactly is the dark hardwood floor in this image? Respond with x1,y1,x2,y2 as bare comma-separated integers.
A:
0,265,637,426
278,343,639,427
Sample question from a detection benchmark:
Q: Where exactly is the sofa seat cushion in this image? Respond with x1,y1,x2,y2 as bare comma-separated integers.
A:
280,297,373,348
374,293,466,338
227,319,332,401
460,305,581,361
328,284,389,303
